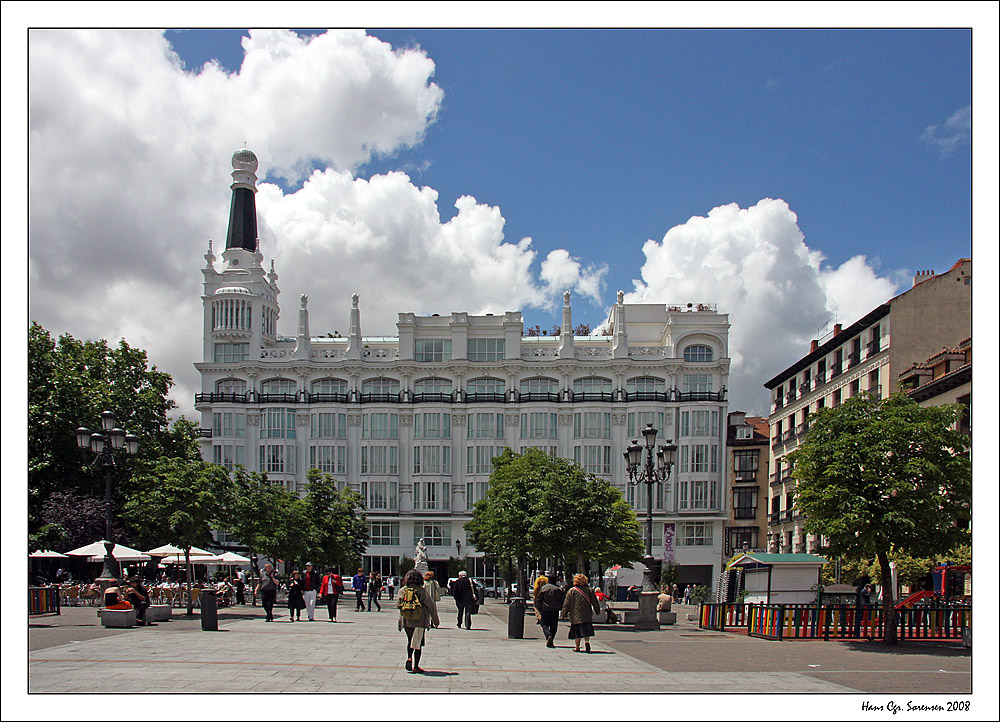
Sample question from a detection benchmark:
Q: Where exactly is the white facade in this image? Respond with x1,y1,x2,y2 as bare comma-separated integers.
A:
196,150,732,588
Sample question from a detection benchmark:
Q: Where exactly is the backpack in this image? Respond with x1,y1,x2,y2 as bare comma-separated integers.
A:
398,586,424,622
538,585,566,612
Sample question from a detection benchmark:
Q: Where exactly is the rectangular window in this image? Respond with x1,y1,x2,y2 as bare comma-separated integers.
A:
467,445,503,475
414,338,452,362
310,412,347,439
213,342,249,363
680,443,718,473
521,412,558,439
683,374,712,393
519,445,558,456
573,445,612,475
413,481,451,511
414,412,451,439
413,445,451,475
680,410,718,437
212,444,245,470
468,413,505,439
733,488,758,519
466,480,490,505
733,449,759,482
573,412,611,439
677,522,713,546
360,480,398,511
369,521,400,546
467,337,506,362
309,445,347,475
213,412,245,438
627,411,665,439
413,523,451,546
362,413,398,439
260,408,295,439
361,445,398,475
259,444,294,474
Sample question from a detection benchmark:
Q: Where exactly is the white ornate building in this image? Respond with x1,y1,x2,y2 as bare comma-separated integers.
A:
196,149,732,588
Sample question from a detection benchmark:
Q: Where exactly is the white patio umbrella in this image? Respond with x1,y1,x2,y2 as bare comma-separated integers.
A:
29,550,69,558
65,541,151,562
144,544,186,557
157,546,221,564
215,551,251,564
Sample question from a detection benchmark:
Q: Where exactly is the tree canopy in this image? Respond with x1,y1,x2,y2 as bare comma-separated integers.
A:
28,322,176,533
466,448,643,587
789,392,971,643
301,468,369,571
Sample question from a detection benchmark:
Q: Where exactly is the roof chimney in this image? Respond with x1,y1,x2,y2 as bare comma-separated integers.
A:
913,269,936,287
809,339,818,353
833,323,842,337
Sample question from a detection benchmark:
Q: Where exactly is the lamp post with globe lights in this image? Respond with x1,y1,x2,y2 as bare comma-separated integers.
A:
76,411,139,587
624,423,677,630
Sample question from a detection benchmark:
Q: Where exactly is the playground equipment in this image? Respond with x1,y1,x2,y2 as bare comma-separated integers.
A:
895,563,971,609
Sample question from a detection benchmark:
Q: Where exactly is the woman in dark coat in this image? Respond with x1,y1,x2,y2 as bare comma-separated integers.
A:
561,573,601,653
286,570,306,621
397,569,440,673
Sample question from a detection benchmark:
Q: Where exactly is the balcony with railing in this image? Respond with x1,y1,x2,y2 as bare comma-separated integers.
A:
519,391,561,403
847,350,861,369
308,392,352,403
411,392,454,404
796,422,810,438
866,339,882,356
735,470,758,483
781,509,795,523
767,511,781,526
813,371,826,388
830,363,843,379
769,471,782,488
465,392,507,404
782,429,795,443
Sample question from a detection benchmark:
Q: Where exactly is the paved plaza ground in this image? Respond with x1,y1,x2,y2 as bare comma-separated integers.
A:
24,596,976,703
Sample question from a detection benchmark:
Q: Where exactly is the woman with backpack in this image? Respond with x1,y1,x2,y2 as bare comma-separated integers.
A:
397,568,440,674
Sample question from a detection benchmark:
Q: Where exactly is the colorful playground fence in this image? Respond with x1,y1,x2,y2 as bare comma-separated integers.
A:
29,586,61,616
700,602,969,641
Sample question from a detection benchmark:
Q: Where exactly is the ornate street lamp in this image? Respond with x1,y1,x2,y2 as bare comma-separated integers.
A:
76,411,139,587
623,423,677,630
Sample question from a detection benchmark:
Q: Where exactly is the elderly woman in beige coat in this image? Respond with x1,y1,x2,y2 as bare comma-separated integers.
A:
561,573,601,653
397,569,440,673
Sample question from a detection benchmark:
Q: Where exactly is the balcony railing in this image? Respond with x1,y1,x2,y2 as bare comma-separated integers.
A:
830,364,843,379
735,470,758,483
519,391,561,403
411,393,454,404
796,422,810,438
866,340,882,356
308,392,351,403
814,372,826,387
570,391,615,403
623,391,671,402
195,392,251,404
847,350,861,368
769,472,783,488
676,390,727,402
465,393,507,403
782,429,795,443
767,512,781,526
781,509,795,522
359,392,403,404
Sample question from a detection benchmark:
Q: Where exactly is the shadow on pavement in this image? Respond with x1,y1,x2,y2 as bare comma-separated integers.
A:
839,640,971,657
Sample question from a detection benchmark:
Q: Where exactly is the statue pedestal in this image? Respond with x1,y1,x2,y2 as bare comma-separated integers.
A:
633,591,661,631
414,561,428,575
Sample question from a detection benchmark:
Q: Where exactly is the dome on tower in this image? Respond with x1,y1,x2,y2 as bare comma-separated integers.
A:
232,148,258,172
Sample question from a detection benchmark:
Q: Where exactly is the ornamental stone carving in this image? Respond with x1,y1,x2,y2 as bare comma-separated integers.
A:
612,413,627,426
451,413,467,426
246,413,259,426
630,347,665,359
505,413,520,427
347,413,362,427
311,349,346,359
577,347,612,358
521,347,559,358
558,413,573,426
260,349,291,359
362,348,399,360
296,413,310,426
399,414,414,427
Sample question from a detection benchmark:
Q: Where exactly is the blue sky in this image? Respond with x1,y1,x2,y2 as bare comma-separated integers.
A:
166,26,972,309
23,25,984,416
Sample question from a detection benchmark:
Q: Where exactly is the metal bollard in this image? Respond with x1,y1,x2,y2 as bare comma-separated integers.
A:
200,589,218,631
507,597,526,639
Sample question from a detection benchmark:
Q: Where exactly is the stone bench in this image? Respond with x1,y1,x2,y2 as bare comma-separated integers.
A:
147,604,171,622
658,610,677,625
99,608,137,628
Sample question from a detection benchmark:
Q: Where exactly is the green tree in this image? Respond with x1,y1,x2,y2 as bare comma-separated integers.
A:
302,468,368,572
465,448,546,594
226,468,312,574
120,445,234,614
789,392,971,644
28,322,175,531
531,455,643,572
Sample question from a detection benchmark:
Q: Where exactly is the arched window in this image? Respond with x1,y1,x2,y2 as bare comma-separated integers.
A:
414,378,453,395
466,377,506,395
683,344,714,362
626,376,665,394
216,378,247,396
362,378,400,396
261,378,297,396
519,377,559,394
573,377,612,394
312,378,349,395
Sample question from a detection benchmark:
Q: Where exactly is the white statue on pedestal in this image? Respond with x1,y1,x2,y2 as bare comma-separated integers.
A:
414,538,429,573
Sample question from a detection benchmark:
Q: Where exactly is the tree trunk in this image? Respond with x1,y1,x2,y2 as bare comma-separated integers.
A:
876,548,897,645
577,550,586,580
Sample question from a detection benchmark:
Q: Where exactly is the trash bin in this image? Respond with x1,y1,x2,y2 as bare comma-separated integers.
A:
200,589,218,631
507,597,526,639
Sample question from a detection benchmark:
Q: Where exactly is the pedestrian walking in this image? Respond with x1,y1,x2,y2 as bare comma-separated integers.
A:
423,571,442,602
561,573,601,653
235,569,246,605
320,569,344,622
256,563,279,622
302,562,321,621
352,568,367,611
286,570,306,621
397,569,440,674
450,570,476,629
367,572,383,611
534,571,566,648
387,575,396,600
683,585,692,605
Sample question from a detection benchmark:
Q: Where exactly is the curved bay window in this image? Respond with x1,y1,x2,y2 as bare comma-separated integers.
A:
260,408,296,439
414,412,451,439
260,378,298,402
361,480,398,511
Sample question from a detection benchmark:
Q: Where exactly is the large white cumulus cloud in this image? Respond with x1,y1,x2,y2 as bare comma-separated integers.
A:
626,199,898,414
28,29,602,416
